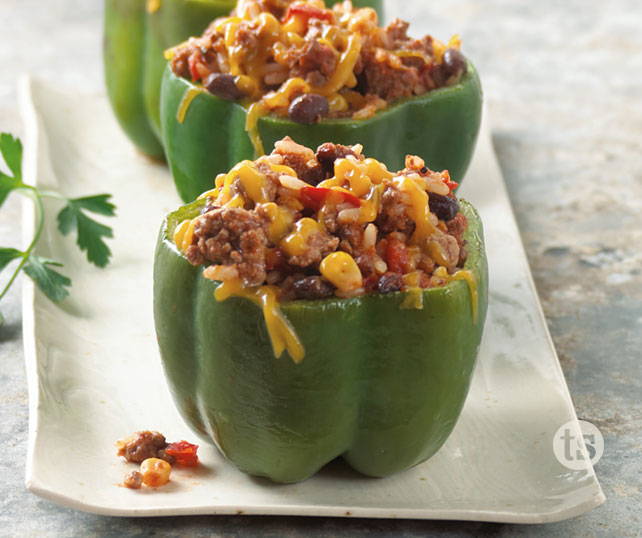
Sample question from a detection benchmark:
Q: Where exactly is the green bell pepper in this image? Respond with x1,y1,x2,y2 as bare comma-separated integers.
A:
161,63,482,202
103,0,384,160
153,198,488,483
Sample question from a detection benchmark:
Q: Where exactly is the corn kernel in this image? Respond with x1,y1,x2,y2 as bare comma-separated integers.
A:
140,458,171,488
320,252,363,292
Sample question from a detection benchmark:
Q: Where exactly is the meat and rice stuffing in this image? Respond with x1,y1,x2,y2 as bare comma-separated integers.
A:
173,137,470,302
167,0,468,132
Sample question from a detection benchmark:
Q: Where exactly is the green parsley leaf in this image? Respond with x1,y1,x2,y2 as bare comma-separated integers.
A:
57,195,115,267
0,247,23,272
0,171,22,208
70,194,116,216
0,133,23,181
0,133,24,208
23,255,71,303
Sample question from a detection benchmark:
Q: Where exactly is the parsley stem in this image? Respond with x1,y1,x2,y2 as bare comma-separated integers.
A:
0,187,45,301
39,190,68,201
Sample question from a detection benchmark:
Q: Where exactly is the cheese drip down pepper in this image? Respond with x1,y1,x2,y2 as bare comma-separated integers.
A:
153,142,488,482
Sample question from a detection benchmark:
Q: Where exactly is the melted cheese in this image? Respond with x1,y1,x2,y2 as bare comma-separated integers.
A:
363,158,394,184
173,218,197,252
434,266,479,322
245,102,268,156
214,279,304,363
400,288,423,309
146,0,161,14
211,160,273,207
224,193,246,208
259,202,295,243
358,183,383,223
266,162,297,176
400,271,424,310
280,218,322,257
427,239,451,267
313,34,362,96
247,78,311,156
236,164,270,204
395,176,436,245
177,87,203,123
334,158,371,197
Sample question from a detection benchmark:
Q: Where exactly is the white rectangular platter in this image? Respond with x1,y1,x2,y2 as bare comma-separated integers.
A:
20,77,604,523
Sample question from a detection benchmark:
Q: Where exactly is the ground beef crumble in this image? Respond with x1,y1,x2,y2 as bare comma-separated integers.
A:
186,207,269,287
116,431,174,464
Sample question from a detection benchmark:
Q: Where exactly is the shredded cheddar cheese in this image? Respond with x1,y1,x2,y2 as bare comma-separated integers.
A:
434,266,479,322
177,87,203,124
395,176,436,244
214,279,304,363
146,0,161,14
281,218,323,257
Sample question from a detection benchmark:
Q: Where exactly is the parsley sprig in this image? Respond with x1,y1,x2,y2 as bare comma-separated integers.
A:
0,133,116,324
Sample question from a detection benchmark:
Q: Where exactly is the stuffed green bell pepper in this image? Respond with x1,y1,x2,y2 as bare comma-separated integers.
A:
154,137,488,483
160,0,482,202
103,0,383,160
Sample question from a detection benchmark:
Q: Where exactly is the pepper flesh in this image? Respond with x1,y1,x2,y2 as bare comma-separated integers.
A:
103,0,383,159
154,198,488,483
161,62,482,202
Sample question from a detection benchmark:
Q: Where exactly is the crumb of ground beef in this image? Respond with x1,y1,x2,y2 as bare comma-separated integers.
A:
355,249,378,277
274,137,325,185
255,162,283,200
446,212,468,247
361,48,421,102
430,232,460,270
376,186,415,235
186,207,268,287
286,228,339,267
291,40,338,85
123,471,143,489
117,431,173,464
337,222,365,252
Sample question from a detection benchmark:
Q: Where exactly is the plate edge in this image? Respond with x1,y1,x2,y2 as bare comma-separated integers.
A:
17,74,41,494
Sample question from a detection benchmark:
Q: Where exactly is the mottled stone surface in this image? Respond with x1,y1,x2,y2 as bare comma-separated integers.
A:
0,0,640,536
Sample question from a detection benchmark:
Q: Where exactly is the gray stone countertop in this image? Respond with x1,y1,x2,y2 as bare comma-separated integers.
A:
1,0,640,536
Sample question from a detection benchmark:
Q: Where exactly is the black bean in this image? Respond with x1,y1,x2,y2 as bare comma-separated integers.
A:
316,142,357,176
288,94,329,124
377,273,404,294
292,276,335,300
443,48,467,79
428,193,460,221
204,73,244,101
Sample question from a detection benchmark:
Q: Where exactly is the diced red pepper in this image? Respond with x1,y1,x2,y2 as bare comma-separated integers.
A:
385,238,409,274
283,3,334,24
266,248,287,271
188,51,205,82
299,186,361,211
165,440,199,467
441,170,459,192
